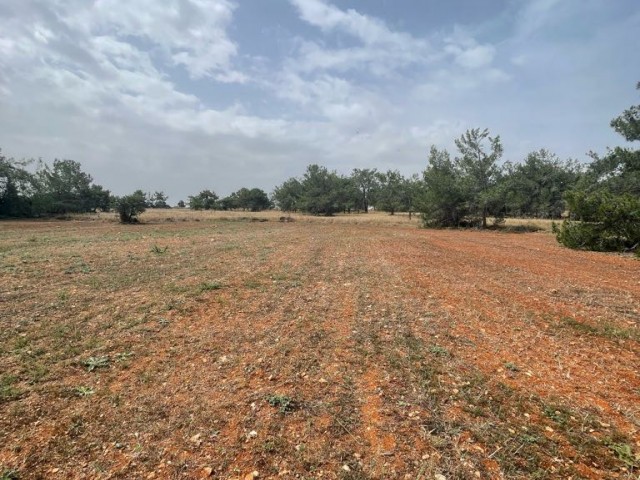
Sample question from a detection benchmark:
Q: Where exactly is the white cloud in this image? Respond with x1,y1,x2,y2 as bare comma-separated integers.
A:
60,0,244,81
287,0,433,75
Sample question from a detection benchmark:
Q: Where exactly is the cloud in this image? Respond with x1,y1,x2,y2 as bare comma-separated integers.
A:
60,0,244,81
287,0,432,75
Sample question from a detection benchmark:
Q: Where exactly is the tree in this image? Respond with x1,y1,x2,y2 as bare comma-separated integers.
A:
375,170,407,215
147,191,169,208
351,168,378,212
242,188,272,211
189,190,218,210
610,81,640,142
418,146,468,227
555,81,640,251
115,190,147,223
0,152,37,217
502,150,581,218
33,159,110,214
455,128,504,228
177,200,186,208
272,178,303,212
299,164,343,216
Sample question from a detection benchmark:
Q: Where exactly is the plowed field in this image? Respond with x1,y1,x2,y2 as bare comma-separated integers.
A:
1,213,638,479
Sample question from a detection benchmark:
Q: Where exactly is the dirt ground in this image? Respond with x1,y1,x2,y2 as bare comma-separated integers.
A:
0,212,638,479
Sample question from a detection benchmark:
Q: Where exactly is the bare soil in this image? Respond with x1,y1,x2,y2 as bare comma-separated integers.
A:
0,212,638,479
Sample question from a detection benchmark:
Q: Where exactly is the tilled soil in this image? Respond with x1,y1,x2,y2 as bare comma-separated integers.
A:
0,218,638,479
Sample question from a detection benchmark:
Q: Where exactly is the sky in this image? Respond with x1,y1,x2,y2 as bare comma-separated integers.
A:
0,0,638,203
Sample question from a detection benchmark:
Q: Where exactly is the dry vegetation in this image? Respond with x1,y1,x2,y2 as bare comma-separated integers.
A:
0,210,638,479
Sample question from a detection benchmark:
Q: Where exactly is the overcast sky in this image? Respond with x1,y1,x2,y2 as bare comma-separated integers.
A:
0,0,638,202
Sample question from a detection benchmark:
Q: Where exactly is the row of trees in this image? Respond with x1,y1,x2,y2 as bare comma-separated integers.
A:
273,166,422,216
0,158,111,217
272,140,581,224
2,83,637,251
188,187,271,212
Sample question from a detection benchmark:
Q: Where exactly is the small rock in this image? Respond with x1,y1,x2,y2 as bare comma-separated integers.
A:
190,433,202,443
244,471,259,480
435,475,447,480
248,430,258,439
203,467,214,476
342,465,351,472
318,378,328,384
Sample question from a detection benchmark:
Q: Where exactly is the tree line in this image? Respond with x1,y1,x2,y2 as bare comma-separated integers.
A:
1,82,638,252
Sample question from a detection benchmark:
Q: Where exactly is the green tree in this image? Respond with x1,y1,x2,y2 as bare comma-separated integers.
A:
502,150,581,218
272,178,303,212
418,146,467,227
375,170,407,215
555,81,640,251
0,152,36,217
351,168,379,212
188,190,218,210
34,159,110,214
242,188,272,211
115,190,147,223
299,164,343,216
147,191,169,208
455,128,504,228
610,81,640,142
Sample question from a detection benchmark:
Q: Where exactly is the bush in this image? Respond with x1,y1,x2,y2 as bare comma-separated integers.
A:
115,191,147,223
554,192,640,251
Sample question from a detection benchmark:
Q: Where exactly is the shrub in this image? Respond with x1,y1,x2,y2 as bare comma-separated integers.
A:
115,190,147,223
554,192,640,251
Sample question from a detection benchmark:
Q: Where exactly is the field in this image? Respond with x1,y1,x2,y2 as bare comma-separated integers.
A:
0,210,638,479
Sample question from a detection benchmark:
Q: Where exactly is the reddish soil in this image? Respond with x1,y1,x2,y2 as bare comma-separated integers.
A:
0,217,638,479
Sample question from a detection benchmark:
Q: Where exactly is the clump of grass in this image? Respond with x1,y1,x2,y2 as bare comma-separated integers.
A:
0,468,19,480
429,345,449,357
74,386,95,397
0,375,21,402
150,244,168,254
267,394,296,413
504,361,519,372
83,356,110,372
606,441,639,468
197,281,223,293
560,317,639,341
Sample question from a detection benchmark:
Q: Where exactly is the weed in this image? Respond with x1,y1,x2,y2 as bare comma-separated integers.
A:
606,441,639,468
267,394,296,413
65,258,92,274
0,375,21,402
83,356,110,372
150,244,168,254
115,351,134,362
429,345,449,357
0,468,19,480
560,317,639,341
504,362,519,372
74,386,95,397
198,281,223,293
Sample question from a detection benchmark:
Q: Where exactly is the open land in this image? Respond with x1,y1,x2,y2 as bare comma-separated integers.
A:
0,211,639,479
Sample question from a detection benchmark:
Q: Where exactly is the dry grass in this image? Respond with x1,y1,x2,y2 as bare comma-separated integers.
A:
0,213,638,479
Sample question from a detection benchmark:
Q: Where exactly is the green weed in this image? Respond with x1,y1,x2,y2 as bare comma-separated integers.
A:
267,394,296,414
83,356,110,372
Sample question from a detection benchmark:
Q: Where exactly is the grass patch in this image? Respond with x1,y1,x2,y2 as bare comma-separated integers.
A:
266,394,297,414
0,375,21,402
197,281,224,293
560,317,639,341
